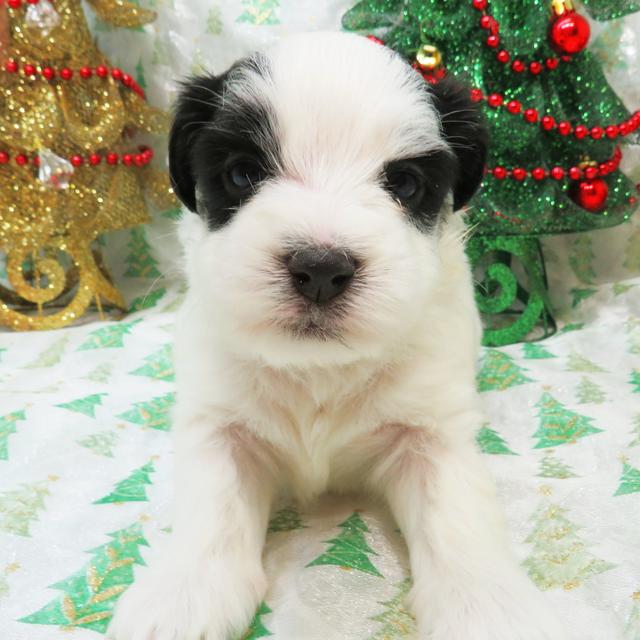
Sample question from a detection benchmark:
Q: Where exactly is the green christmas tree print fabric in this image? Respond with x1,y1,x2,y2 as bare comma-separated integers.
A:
2,1,640,637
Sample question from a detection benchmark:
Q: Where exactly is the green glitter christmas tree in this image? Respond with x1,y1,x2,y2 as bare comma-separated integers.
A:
268,506,306,533
533,391,602,448
77,319,140,350
0,409,26,460
21,523,149,633
369,578,416,639
538,450,577,479
56,393,106,418
631,370,640,393
0,480,49,536
77,431,118,457
94,461,155,504
306,512,383,577
522,342,555,359
576,376,606,404
614,460,640,497
124,227,161,278
242,602,273,639
625,592,640,640
130,344,174,381
523,498,614,590
477,348,532,391
343,0,640,346
476,424,516,455
118,392,175,431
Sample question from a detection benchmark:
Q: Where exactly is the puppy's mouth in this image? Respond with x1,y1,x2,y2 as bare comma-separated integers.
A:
279,300,347,341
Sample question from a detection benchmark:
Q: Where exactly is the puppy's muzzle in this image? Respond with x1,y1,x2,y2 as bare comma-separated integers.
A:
286,248,355,305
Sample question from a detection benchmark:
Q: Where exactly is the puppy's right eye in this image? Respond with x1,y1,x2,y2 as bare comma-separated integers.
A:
223,160,264,194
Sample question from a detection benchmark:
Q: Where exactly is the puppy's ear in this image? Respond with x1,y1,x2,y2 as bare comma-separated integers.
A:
429,77,488,210
169,74,226,212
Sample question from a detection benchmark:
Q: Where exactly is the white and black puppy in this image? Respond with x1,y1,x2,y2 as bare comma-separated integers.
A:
109,32,566,640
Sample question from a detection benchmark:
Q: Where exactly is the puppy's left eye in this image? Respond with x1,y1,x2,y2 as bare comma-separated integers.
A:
385,169,420,202
224,160,264,194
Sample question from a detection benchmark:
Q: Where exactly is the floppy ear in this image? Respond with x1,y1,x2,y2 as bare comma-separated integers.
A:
429,76,488,211
169,73,226,212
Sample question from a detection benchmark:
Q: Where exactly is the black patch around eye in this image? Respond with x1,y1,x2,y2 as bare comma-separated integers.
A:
191,98,280,230
382,150,458,232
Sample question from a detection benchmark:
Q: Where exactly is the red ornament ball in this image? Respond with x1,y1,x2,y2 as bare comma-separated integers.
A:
80,66,92,79
584,166,598,180
590,126,604,139
568,166,582,180
550,166,565,180
15,154,28,166
42,66,55,80
511,60,525,73
531,167,546,180
605,125,619,139
89,154,102,166
23,64,37,76
472,0,487,10
524,108,538,123
5,60,19,73
570,178,608,212
106,152,119,165
574,124,588,139
492,166,507,179
496,50,510,64
60,67,73,80
541,115,556,131
557,121,572,136
506,100,522,114
549,9,590,56
0,152,10,164
512,167,527,181
7,0,22,8
96,65,109,78
529,61,542,75
487,93,503,108
70,155,83,167
486,35,500,48
545,57,559,70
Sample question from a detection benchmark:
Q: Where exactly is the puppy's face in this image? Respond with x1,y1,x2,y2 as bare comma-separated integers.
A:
170,32,486,367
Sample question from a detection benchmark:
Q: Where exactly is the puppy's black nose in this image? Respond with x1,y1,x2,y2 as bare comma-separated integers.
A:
287,248,355,304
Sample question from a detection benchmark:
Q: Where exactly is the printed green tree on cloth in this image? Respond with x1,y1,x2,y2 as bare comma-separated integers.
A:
522,342,555,359
77,431,118,457
129,288,166,312
631,370,640,393
77,319,141,350
242,602,273,639
533,392,602,448
630,415,640,448
84,362,113,384
0,409,26,460
118,392,175,431
0,480,49,536
477,348,532,391
237,0,280,25
24,335,69,368
538,450,577,479
626,591,640,640
576,376,606,404
95,461,155,504
130,344,174,381
343,0,640,346
614,460,640,496
268,506,306,533
21,523,149,633
369,577,416,639
124,227,161,278
569,236,596,284
57,393,106,418
566,351,606,373
523,497,614,590
476,424,516,455
307,512,383,577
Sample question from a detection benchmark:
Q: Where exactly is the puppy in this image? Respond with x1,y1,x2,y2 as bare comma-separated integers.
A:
109,31,566,640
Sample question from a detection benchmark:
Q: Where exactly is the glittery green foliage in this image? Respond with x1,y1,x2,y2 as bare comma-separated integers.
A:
307,512,383,577
241,602,273,639
523,500,614,590
130,345,174,382
0,410,26,460
124,228,161,278
631,370,640,393
23,335,69,368
57,394,106,418
477,349,532,391
630,415,640,448
576,377,606,404
21,523,149,633
615,462,640,496
625,593,640,640
129,288,166,312
538,450,577,479
533,392,602,449
77,320,141,350
268,506,306,533
342,0,638,238
118,392,175,431
0,480,49,536
522,343,555,359
476,424,516,455
369,578,416,639
94,462,155,504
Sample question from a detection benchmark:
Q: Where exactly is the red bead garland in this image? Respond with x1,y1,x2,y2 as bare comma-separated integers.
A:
3,59,146,99
488,147,622,183
5,0,44,7
473,0,574,76
0,146,154,169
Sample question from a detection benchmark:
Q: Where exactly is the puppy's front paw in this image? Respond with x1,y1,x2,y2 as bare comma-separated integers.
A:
107,557,266,640
413,574,567,640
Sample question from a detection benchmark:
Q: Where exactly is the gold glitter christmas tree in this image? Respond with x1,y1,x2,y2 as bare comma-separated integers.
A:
0,0,176,330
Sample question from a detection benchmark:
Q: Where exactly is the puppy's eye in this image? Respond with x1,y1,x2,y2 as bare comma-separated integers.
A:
224,160,264,193
385,170,419,201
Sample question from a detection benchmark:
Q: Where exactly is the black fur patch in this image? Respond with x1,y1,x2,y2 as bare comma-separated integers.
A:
428,76,488,211
168,56,280,229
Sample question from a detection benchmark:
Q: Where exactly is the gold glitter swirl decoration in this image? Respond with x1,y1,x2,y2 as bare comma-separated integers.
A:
0,0,176,331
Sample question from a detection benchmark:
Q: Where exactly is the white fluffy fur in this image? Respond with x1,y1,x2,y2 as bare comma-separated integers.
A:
109,32,567,640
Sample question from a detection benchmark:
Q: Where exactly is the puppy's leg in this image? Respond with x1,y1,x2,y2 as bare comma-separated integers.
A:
108,421,276,640
370,425,566,640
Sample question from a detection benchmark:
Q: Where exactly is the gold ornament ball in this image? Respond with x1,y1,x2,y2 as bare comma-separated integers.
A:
416,44,442,71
